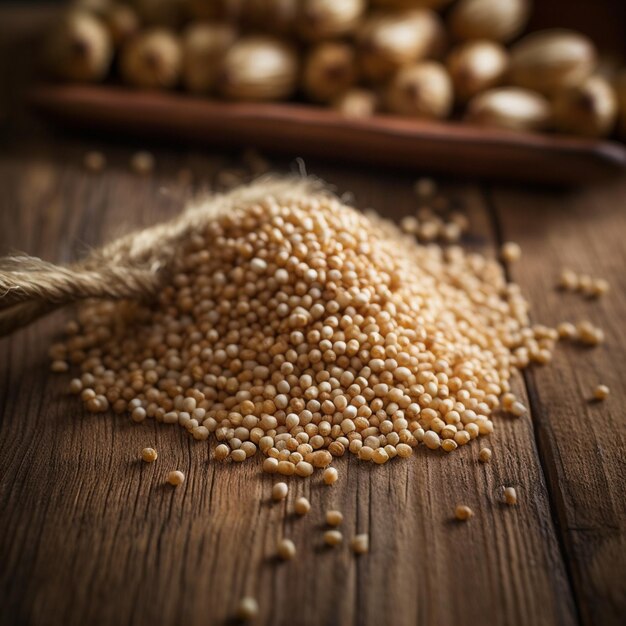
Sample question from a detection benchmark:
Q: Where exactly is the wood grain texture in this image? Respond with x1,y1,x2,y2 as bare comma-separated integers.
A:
489,182,626,626
1,5,625,626
0,152,578,626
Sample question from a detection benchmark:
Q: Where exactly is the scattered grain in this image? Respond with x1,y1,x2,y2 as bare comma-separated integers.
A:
557,321,577,340
294,497,311,515
504,486,517,505
478,447,492,463
501,241,521,263
68,378,83,394
592,384,609,401
577,321,604,345
558,269,610,298
272,482,289,501
509,401,527,417
326,510,343,526
323,467,338,485
141,447,157,462
591,278,610,297
324,529,343,546
131,151,155,174
559,268,579,290
237,596,259,621
351,533,369,554
455,504,473,521
167,470,185,486
277,538,296,560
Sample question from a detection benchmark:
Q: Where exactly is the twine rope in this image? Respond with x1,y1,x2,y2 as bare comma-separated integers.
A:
0,177,322,337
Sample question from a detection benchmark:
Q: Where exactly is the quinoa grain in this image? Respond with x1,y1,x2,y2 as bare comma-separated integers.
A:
68,378,83,394
504,487,518,505
326,510,343,526
294,497,311,515
214,443,230,460
130,151,155,174
324,530,343,546
50,181,569,481
323,467,338,485
455,504,473,521
231,449,247,462
592,384,609,401
167,470,185,486
141,447,157,462
371,447,389,464
423,431,441,450
272,482,289,501
501,241,521,263
478,447,492,463
237,597,259,621
351,533,369,554
277,538,296,560
509,401,527,417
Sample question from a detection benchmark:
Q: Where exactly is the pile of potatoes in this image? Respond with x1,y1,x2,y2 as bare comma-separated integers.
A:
45,0,626,139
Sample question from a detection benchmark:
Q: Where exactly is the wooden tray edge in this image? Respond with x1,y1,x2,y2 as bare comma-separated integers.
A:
28,84,626,185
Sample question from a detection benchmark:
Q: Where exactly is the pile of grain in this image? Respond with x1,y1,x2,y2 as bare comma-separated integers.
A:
50,179,553,472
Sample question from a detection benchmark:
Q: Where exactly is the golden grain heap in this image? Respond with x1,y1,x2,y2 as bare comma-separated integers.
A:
50,181,556,473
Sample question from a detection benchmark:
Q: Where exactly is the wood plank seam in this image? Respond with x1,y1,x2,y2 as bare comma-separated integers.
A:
481,185,585,626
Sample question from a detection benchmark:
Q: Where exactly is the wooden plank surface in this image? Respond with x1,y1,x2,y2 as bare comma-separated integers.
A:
0,149,578,626
490,183,626,626
1,6,625,626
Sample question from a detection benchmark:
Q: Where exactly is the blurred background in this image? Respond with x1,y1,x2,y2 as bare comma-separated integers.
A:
2,0,625,183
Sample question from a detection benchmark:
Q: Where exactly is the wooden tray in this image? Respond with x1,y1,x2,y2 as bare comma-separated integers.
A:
29,83,626,185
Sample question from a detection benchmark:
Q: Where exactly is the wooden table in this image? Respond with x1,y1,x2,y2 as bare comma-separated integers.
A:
0,8,624,626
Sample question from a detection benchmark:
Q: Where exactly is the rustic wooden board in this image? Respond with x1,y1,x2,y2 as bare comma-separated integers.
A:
1,6,625,626
0,150,580,626
490,182,626,626
29,84,626,186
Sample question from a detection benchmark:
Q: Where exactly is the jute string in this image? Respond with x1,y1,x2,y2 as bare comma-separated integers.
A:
0,177,323,337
